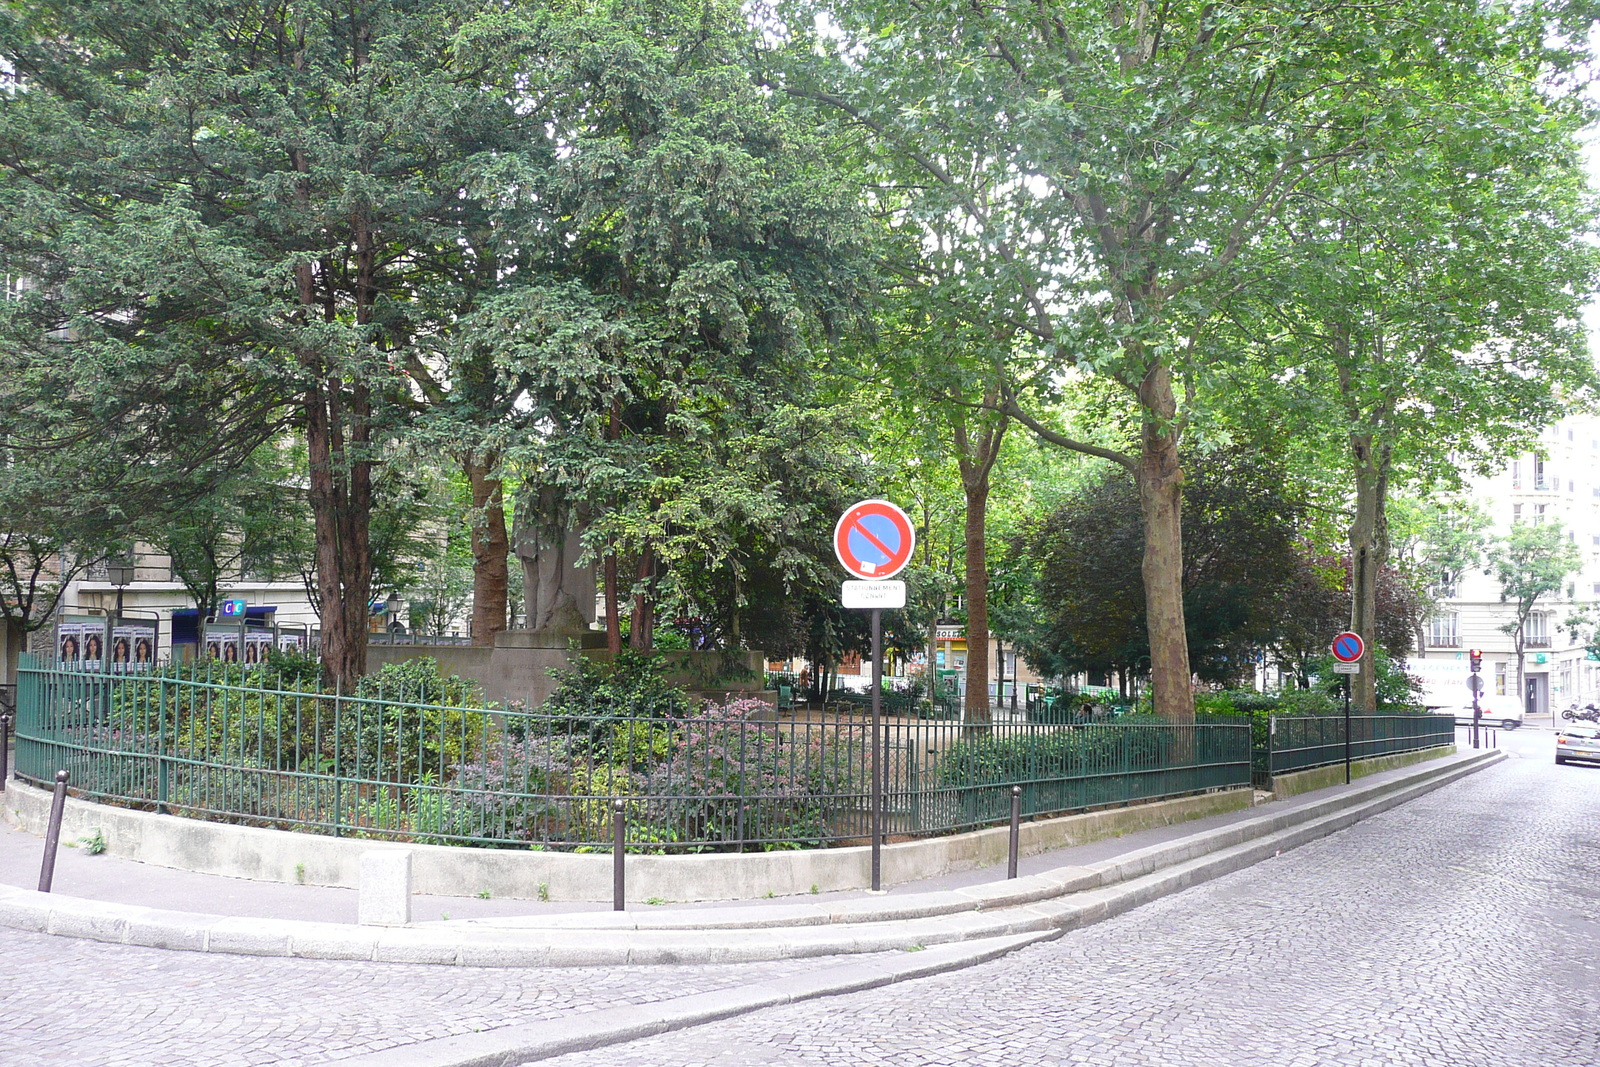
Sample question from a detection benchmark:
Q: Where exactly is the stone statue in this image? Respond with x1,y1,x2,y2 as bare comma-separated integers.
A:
512,487,596,636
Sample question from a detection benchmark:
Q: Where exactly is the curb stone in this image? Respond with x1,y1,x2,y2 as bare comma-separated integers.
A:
0,749,1503,967
325,931,1056,1067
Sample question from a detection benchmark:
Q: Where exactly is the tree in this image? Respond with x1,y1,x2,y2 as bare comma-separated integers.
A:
1018,452,1307,690
473,0,872,656
778,0,1591,720
1489,521,1581,714
0,0,566,684
1391,498,1492,656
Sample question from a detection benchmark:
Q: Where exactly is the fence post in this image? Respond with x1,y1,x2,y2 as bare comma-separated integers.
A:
0,713,10,792
1007,785,1022,879
612,798,626,911
38,769,70,893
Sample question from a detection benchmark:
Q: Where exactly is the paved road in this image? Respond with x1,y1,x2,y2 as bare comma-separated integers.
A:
0,932,894,1067
545,744,1600,1067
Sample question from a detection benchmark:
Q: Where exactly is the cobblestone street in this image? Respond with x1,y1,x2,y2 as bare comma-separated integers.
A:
545,750,1600,1067
0,744,1593,1066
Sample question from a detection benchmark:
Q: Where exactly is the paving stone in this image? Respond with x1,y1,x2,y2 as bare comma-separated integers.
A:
543,755,1600,1067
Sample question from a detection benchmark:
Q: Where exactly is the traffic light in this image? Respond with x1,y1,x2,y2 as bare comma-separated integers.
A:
1469,649,1482,673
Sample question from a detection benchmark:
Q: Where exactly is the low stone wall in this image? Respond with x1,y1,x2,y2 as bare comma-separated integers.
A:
364,639,765,708
0,780,1250,903
1270,744,1456,801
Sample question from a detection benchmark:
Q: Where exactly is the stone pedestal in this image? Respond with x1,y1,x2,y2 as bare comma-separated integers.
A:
358,850,412,926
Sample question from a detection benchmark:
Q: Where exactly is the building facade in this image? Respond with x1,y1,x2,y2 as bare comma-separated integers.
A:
1415,415,1600,719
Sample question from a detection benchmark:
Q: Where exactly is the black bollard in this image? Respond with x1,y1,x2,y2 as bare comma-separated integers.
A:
612,799,626,911
38,770,70,893
1008,785,1022,879
0,713,11,792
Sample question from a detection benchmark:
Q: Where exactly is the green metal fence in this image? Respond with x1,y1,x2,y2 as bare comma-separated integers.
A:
1265,714,1455,777
13,656,1252,851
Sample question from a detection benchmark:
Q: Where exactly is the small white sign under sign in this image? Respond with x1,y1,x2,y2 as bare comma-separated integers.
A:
841,580,907,609
1332,662,1360,674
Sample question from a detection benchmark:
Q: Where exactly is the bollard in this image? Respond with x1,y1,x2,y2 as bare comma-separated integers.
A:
1008,785,1022,879
38,770,70,893
612,799,626,911
0,713,10,792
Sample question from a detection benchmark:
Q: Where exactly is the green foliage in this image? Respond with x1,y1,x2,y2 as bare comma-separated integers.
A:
539,651,694,731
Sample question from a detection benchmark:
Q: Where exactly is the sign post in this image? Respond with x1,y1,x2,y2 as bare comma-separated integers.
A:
834,499,915,892
1468,648,1484,750
1330,632,1365,785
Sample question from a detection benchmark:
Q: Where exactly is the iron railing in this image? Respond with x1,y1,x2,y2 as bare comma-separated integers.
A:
1266,714,1455,777
13,656,1251,851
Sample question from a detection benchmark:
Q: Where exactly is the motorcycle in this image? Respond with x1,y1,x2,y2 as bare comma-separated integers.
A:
1560,703,1600,724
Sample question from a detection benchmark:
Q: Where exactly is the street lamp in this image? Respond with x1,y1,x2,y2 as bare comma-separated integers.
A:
105,558,135,619
385,592,403,633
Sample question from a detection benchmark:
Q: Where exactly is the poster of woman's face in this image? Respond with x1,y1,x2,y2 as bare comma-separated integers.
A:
112,637,131,663
134,637,154,663
84,633,103,663
59,632,80,663
222,642,238,663
243,641,259,664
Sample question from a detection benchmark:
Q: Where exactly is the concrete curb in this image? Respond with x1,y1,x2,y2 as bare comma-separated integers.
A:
0,749,1502,967
328,932,1056,1067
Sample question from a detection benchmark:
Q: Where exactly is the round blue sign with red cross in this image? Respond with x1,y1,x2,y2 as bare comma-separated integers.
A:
1331,631,1365,663
834,499,916,580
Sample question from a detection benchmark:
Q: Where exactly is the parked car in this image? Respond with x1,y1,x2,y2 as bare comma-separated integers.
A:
1453,696,1524,730
1555,722,1600,766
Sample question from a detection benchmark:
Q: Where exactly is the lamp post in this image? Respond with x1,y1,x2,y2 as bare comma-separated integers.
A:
105,558,134,620
385,592,402,633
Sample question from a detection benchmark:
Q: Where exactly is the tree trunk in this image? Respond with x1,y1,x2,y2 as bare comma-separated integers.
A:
604,550,621,655
1136,361,1194,723
951,393,1007,726
464,454,508,648
961,475,992,724
305,378,373,688
630,546,655,651
1348,432,1390,712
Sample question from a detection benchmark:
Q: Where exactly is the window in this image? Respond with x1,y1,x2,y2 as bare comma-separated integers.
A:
1511,460,1521,489
1495,660,1508,696
1571,480,1577,492
1527,612,1551,648
1533,504,1547,525
1570,430,1576,442
1427,613,1459,647
1513,504,1523,521
1535,458,1548,490
1591,583,1599,595
1433,571,1461,599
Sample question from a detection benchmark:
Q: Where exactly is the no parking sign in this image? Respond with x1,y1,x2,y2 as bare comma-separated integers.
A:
833,499,915,580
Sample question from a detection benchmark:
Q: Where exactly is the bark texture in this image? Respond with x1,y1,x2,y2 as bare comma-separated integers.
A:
465,455,508,647
1137,362,1194,723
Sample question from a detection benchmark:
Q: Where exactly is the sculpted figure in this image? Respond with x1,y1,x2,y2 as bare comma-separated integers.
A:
513,486,596,635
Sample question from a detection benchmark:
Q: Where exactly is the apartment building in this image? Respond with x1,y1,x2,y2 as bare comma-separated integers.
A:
1416,415,1600,718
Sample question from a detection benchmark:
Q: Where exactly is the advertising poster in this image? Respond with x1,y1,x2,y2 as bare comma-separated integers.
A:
81,623,106,672
277,633,307,653
112,624,157,672
243,630,273,665
58,623,84,666
204,628,242,663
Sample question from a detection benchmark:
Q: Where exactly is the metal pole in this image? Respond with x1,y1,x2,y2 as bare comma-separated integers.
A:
1471,679,1481,751
1008,785,1021,879
1343,675,1352,785
0,713,10,792
38,769,70,893
612,798,625,911
870,607,883,892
